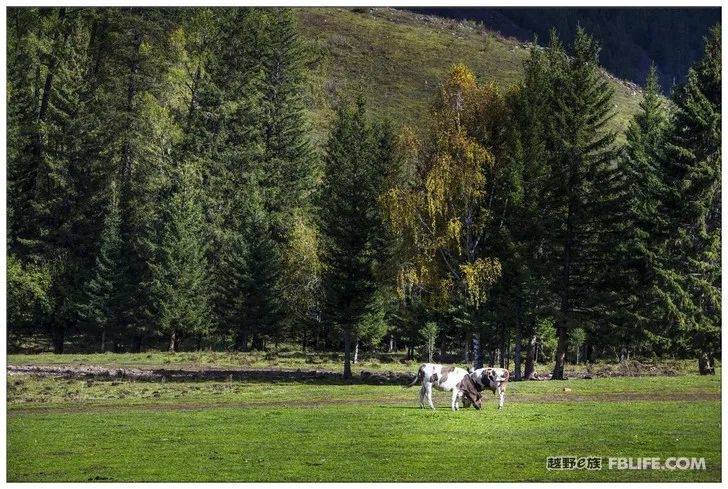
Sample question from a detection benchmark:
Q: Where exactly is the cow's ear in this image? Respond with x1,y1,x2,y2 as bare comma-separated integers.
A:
467,367,474,374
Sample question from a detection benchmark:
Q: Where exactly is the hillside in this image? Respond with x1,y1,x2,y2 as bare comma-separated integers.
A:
409,7,721,92
298,7,644,142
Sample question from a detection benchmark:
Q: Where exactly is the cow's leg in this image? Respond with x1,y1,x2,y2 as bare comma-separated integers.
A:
451,390,459,411
419,384,426,408
426,384,435,409
498,384,506,409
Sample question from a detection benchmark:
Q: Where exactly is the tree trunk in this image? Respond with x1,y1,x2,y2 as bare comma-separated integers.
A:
343,328,352,379
524,334,537,380
38,8,66,124
186,63,202,131
100,329,106,353
552,323,568,380
505,338,510,370
499,333,507,369
236,329,249,352
514,316,522,380
353,341,359,364
699,352,716,375
121,25,141,178
130,334,143,353
52,324,65,354
302,328,307,352
472,331,483,369
553,168,576,381
463,335,469,363
168,332,177,353
388,335,394,353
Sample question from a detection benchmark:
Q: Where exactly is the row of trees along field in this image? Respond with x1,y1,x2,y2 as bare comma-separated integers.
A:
7,8,721,378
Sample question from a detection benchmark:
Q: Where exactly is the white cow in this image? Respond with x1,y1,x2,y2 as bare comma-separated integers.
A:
404,363,482,411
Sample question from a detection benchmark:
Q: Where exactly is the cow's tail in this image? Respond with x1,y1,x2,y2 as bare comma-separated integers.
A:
403,365,424,388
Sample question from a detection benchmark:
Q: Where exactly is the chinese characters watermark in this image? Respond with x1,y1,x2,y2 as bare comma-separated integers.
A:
547,456,706,471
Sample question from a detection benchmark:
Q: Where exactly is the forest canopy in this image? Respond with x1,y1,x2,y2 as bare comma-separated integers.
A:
6,8,721,378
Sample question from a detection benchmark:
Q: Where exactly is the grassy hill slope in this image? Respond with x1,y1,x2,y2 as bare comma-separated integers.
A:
298,8,643,142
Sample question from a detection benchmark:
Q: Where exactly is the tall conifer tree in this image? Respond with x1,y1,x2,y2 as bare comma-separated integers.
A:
151,165,211,352
616,65,672,353
320,96,386,378
540,28,621,379
80,180,126,351
662,26,721,373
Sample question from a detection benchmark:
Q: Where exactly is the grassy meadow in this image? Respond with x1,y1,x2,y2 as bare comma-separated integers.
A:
299,8,643,141
7,358,721,482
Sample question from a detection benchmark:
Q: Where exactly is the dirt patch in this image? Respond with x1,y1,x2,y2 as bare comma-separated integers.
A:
528,361,684,380
8,361,689,386
8,391,720,416
7,364,415,385
578,360,683,378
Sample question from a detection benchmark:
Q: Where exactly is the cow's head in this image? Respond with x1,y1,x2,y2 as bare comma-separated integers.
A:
468,394,482,410
460,375,483,409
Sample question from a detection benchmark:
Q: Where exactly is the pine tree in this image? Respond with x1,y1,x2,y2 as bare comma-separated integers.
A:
217,190,283,351
7,8,100,352
257,10,322,346
662,26,721,373
616,65,672,353
151,164,211,352
7,7,45,252
496,43,553,379
97,8,180,351
189,10,288,352
320,96,386,378
80,180,126,351
215,231,249,350
540,28,621,379
259,9,318,231
245,201,286,350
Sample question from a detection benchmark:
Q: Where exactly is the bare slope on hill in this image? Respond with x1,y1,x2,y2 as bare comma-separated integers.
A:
299,7,643,140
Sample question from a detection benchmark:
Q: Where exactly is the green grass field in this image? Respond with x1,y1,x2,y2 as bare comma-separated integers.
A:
7,363,721,482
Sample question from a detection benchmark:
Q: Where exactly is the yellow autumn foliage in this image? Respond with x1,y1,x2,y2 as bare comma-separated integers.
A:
384,63,504,308
460,258,502,308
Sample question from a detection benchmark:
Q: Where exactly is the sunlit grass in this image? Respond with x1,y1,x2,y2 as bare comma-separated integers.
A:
7,373,720,481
